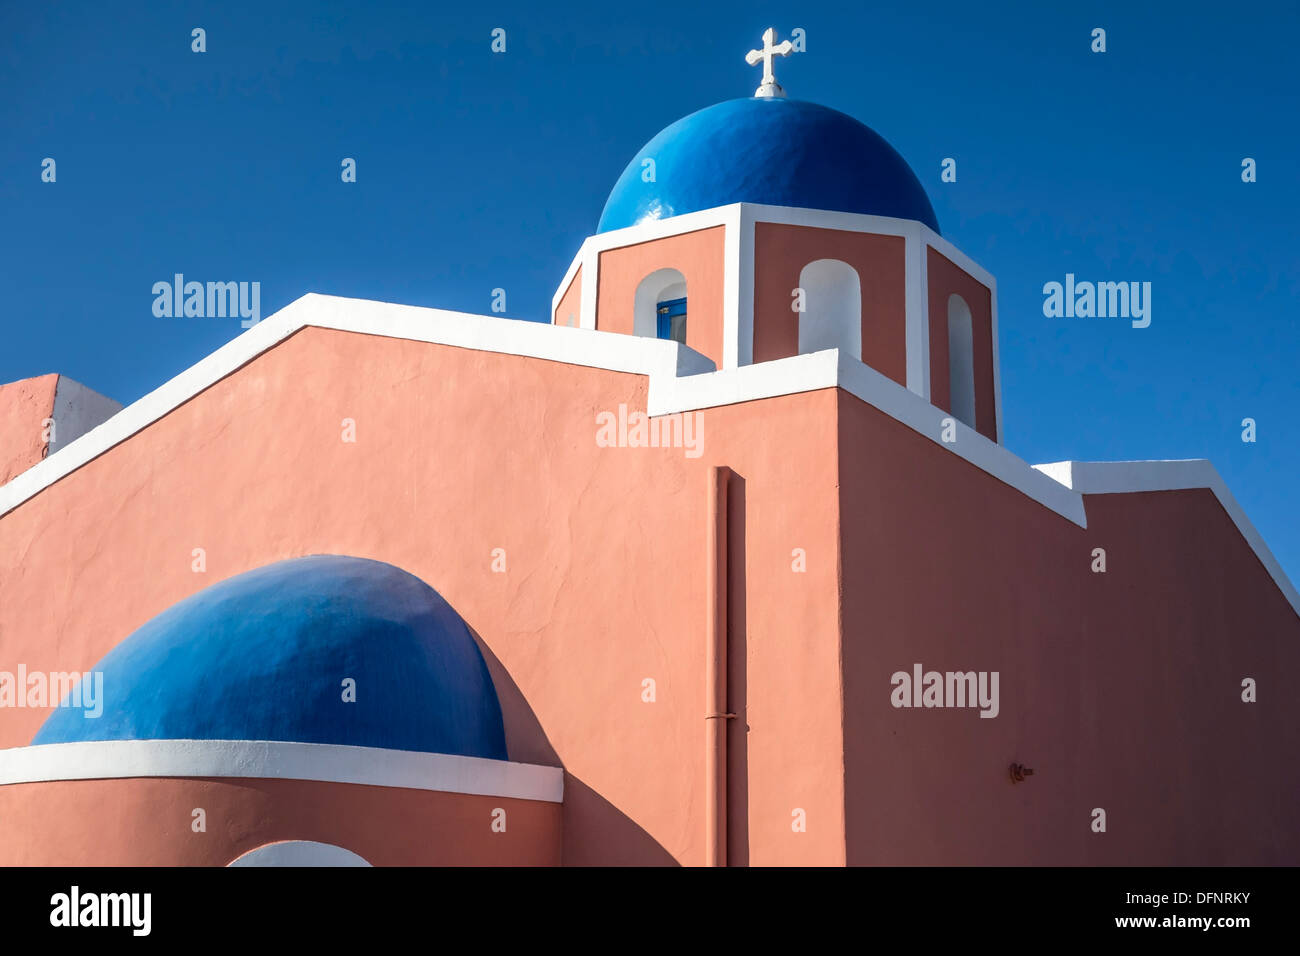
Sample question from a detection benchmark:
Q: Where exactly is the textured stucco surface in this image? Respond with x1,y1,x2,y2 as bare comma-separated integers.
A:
0,326,844,866
837,389,1300,864
753,222,907,379
0,373,58,486
0,777,560,865
596,226,727,369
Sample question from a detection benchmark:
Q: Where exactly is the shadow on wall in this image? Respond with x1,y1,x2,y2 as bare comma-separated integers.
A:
726,470,749,867
469,626,560,767
470,628,679,865
561,775,680,866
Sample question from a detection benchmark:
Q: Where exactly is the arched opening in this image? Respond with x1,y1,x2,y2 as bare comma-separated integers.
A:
229,841,372,867
633,268,688,344
797,259,861,359
947,294,976,428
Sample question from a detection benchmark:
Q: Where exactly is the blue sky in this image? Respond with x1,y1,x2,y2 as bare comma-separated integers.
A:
3,1,1297,586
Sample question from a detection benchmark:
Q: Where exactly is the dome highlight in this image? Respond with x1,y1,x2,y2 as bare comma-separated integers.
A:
597,97,939,234
32,555,507,759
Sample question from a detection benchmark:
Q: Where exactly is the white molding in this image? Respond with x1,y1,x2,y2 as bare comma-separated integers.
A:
1034,460,1300,617
736,205,756,367
742,203,914,239
0,294,715,519
904,224,928,398
580,241,598,331
14,289,1290,617
587,205,736,251
0,739,565,802
918,224,995,290
722,204,743,369
648,348,1088,527
551,247,584,323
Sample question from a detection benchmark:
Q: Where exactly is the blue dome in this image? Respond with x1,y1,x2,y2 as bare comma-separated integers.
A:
33,556,507,759
598,97,939,234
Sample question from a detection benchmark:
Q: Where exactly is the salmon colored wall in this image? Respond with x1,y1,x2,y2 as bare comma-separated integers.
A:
553,266,582,327
837,391,1300,864
927,248,996,441
0,373,57,486
0,328,845,866
753,224,907,383
0,778,559,865
596,227,726,367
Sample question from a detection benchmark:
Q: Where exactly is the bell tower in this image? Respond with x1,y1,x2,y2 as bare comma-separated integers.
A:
551,29,1002,443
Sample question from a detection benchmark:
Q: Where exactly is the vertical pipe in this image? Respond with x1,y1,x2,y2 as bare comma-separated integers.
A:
705,465,731,866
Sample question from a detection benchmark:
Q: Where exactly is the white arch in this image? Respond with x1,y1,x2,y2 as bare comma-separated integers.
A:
228,840,372,867
797,259,861,359
947,293,976,428
633,268,687,339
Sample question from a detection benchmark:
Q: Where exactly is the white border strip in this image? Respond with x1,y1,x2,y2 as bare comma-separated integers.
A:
11,289,1290,614
1035,460,1300,617
0,294,715,518
0,739,565,802
546,203,997,376
649,348,1088,527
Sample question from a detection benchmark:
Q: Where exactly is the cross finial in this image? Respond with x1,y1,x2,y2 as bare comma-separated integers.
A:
745,28,794,98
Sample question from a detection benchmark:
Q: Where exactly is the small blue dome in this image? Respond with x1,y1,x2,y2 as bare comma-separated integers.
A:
598,97,939,234
33,556,507,759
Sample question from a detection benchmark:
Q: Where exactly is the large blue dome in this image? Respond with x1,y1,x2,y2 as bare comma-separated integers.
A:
33,555,507,759
598,97,939,234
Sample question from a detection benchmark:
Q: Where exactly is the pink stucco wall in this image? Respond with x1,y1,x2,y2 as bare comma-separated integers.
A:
837,390,1300,864
0,373,57,486
4,321,1294,866
0,777,560,865
553,265,582,327
753,223,907,383
0,328,845,866
596,227,726,368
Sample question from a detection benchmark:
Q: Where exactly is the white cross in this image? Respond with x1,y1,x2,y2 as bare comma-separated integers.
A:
745,28,794,98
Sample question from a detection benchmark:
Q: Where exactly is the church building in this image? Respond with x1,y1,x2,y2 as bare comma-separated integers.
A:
1,31,1296,866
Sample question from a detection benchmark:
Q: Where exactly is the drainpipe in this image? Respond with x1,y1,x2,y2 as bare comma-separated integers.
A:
705,465,734,866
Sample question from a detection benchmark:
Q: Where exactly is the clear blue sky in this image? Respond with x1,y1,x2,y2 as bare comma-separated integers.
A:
3,2,1297,587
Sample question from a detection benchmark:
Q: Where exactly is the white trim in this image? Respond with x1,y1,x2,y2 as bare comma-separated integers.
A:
722,203,743,369
580,242,598,331
905,224,928,398
648,348,1088,527
741,203,914,240
736,205,756,367
17,289,1290,613
0,739,565,802
0,294,715,519
551,248,583,318
918,224,995,289
550,249,584,325
1034,460,1300,617
568,203,997,377
587,204,736,251
1,292,1073,530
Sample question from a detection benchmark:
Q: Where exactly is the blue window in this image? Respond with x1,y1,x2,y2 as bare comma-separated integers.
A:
656,296,687,344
